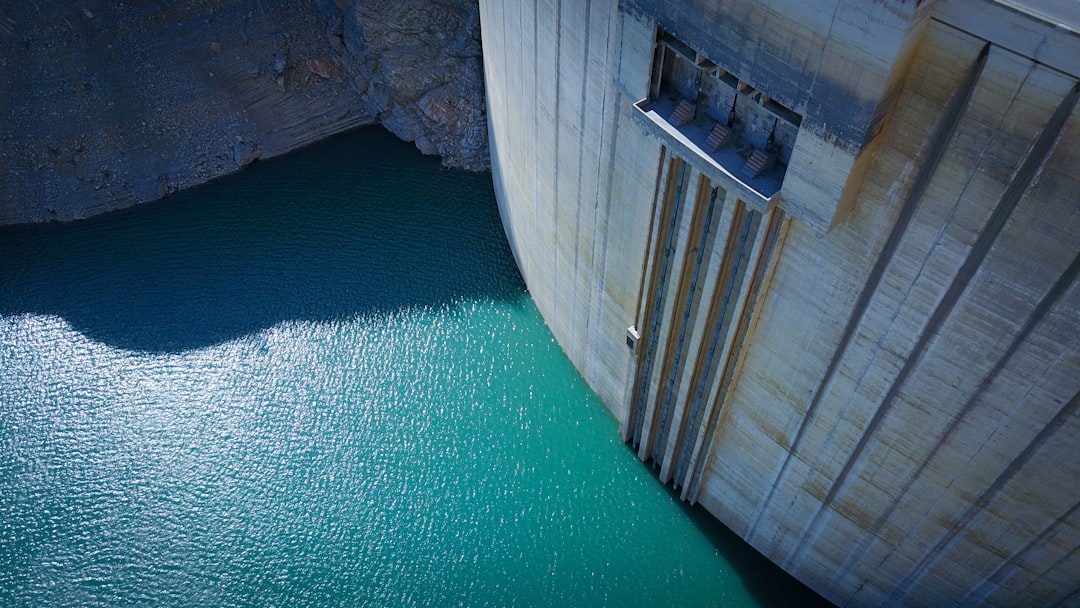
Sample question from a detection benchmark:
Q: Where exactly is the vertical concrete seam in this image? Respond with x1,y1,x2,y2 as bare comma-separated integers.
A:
623,147,672,441
840,249,1080,596
746,42,991,543
962,498,1080,606
685,206,779,502
588,1,619,389
1044,543,1080,607
685,204,760,499
632,158,687,447
787,72,1076,574
638,162,694,458
1015,513,1080,604
676,198,754,491
884,79,1080,606
632,147,670,325
803,0,845,120
573,0,593,367
532,0,541,285
645,172,705,460
671,186,734,491
655,178,718,465
1051,581,1080,608
885,388,1080,607
687,206,784,503
819,50,1036,495
551,0,563,333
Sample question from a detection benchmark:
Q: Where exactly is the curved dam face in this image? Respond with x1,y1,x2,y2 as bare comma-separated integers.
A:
480,0,1080,605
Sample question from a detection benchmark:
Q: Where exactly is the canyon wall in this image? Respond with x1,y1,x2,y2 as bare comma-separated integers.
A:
481,0,1080,605
336,0,488,171
0,0,486,225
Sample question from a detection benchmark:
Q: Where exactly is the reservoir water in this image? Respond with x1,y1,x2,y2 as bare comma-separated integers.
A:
0,127,828,607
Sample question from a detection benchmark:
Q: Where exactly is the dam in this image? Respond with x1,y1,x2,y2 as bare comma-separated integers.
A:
481,0,1080,605
2,0,1078,605
0,129,828,606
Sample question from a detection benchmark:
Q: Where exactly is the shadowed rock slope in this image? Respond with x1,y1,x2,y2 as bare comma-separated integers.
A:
0,0,486,225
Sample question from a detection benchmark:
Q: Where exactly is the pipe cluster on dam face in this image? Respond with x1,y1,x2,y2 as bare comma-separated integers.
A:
479,0,1080,605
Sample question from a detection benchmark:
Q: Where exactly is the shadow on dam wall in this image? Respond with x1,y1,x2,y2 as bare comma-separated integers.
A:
0,127,523,353
682,505,833,606
632,450,834,607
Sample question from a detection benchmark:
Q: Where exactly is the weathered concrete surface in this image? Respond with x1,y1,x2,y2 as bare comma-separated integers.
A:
0,0,487,225
481,0,1080,605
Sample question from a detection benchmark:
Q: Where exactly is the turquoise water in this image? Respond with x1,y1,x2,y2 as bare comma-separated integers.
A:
0,128,828,607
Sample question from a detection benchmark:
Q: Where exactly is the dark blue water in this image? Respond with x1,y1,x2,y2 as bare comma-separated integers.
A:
0,127,829,607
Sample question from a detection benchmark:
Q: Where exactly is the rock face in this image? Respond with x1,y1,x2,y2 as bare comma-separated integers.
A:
0,0,487,225
331,0,488,171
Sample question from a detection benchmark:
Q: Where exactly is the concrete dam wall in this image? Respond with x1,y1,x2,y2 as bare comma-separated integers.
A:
0,0,487,225
480,0,1080,605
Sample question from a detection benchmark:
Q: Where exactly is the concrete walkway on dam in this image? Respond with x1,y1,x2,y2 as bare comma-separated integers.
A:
633,98,784,201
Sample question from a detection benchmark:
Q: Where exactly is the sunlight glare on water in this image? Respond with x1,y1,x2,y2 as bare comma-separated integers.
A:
0,127,828,607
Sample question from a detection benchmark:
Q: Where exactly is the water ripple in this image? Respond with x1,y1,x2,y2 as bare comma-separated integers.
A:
0,128,827,608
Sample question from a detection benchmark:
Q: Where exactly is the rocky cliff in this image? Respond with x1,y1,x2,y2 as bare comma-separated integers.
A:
0,0,486,225
332,0,487,171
